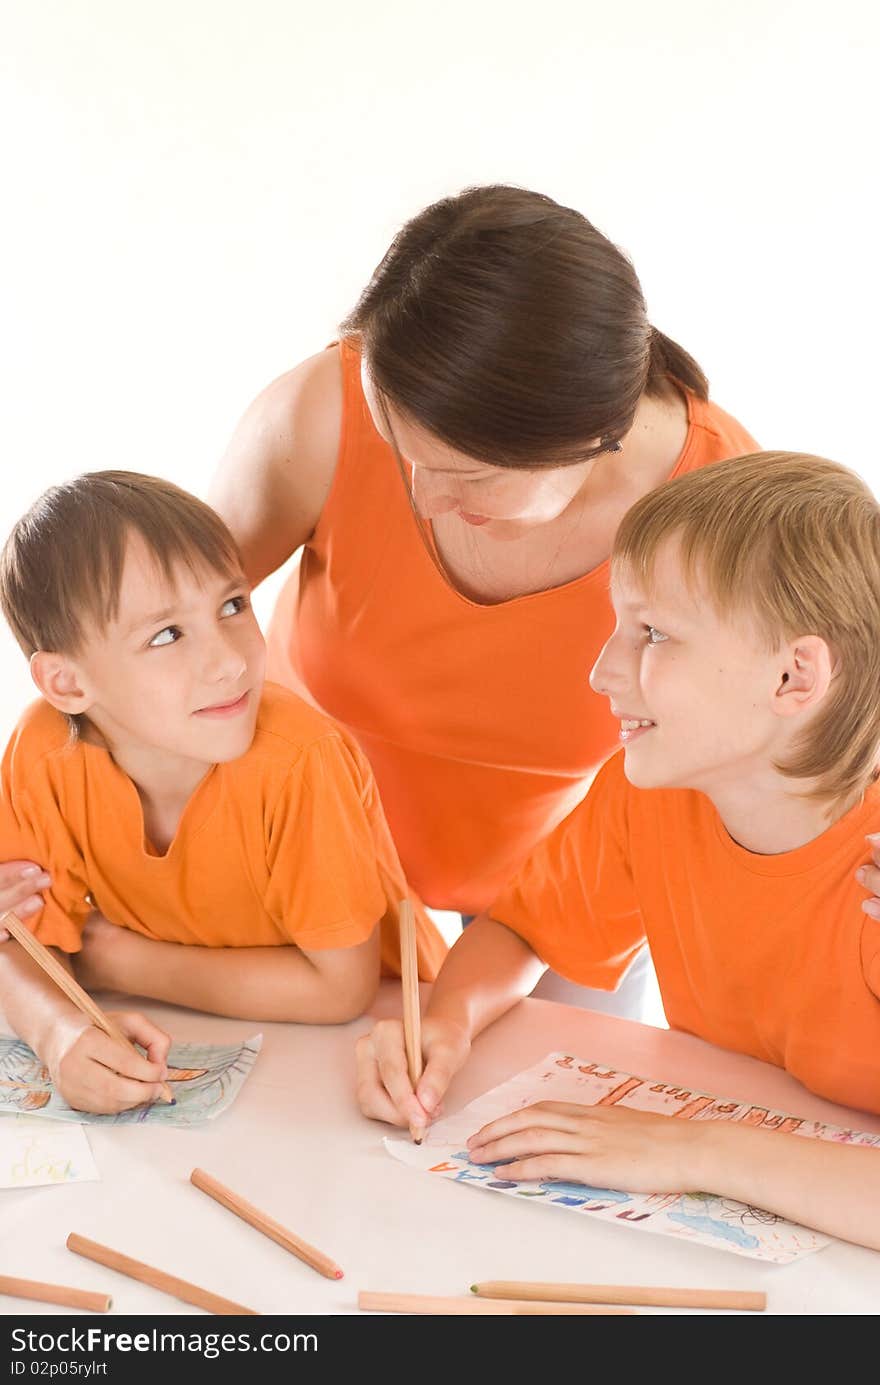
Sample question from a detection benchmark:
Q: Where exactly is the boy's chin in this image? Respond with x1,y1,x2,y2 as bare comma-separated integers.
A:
621,747,672,791
211,727,258,762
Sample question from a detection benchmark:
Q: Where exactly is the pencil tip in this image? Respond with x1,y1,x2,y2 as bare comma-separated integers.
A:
334,1270,344,1280
470,1285,478,1294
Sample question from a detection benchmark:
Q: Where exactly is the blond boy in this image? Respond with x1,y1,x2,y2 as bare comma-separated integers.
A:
357,452,880,1251
0,472,444,1114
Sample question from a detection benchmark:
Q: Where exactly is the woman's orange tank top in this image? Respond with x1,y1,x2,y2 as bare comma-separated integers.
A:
266,341,758,912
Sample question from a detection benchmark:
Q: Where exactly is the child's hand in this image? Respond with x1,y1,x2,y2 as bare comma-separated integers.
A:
857,834,880,918
355,1015,470,1133
0,861,52,940
466,1101,709,1194
45,1009,172,1115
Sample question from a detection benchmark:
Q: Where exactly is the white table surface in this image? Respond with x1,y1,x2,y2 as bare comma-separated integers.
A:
2,983,879,1317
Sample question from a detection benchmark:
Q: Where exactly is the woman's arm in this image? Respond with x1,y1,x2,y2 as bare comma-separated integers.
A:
74,912,381,1023
466,1101,880,1251
355,914,547,1132
208,348,344,587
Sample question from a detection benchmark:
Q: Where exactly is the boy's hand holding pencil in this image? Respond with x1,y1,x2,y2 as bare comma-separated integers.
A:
356,1010,471,1134
356,898,472,1138
44,1007,173,1115
0,905,174,1114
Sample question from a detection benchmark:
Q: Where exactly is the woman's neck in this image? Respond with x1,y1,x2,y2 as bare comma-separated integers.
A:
584,382,690,508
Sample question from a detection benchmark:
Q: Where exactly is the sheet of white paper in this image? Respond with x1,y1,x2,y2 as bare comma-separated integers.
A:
385,1052,880,1265
0,1114,99,1187
0,1034,262,1125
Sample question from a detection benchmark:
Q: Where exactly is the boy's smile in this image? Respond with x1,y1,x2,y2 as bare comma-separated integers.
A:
193,690,252,718
616,716,656,744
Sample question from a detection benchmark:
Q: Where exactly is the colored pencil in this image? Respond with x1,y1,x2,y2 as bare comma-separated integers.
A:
358,1291,636,1316
66,1233,258,1315
399,898,424,1141
2,908,173,1104
0,1273,111,1313
190,1168,344,1280
470,1281,766,1312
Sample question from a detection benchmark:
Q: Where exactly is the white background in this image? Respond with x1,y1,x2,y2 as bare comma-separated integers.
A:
2,0,878,744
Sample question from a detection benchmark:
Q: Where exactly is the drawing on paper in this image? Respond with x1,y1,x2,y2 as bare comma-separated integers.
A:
0,1114,99,1188
0,1034,261,1126
385,1052,880,1265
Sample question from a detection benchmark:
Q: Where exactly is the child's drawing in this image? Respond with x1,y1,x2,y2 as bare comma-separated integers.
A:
0,1114,99,1187
385,1052,880,1264
0,1034,262,1126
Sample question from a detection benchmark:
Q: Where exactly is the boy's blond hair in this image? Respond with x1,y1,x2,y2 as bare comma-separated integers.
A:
0,469,241,656
613,452,880,806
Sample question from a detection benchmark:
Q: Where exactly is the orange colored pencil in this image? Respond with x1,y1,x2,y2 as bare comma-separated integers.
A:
66,1233,258,1314
359,1291,636,1316
399,898,423,1141
190,1168,344,1281
471,1280,766,1312
2,909,173,1104
0,1273,111,1313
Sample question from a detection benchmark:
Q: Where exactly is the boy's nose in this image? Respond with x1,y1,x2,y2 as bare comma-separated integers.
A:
204,636,248,684
589,639,622,695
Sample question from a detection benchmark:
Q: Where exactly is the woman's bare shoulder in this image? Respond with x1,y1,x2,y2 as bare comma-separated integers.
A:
235,346,344,471
210,348,344,573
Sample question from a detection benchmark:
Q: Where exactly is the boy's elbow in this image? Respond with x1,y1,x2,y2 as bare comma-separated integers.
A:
324,966,380,1023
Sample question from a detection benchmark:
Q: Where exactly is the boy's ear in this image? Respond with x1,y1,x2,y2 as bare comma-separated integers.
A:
29,652,93,715
773,636,834,717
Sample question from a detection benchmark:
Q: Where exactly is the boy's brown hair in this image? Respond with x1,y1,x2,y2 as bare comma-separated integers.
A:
613,452,880,806
0,470,242,659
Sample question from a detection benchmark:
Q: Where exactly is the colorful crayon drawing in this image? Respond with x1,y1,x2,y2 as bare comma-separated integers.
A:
0,1114,99,1188
385,1052,880,1264
0,1034,262,1126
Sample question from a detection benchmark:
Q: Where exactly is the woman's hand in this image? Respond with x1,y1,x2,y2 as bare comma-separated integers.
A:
355,1015,471,1134
856,834,880,918
0,861,52,940
466,1100,710,1193
44,1008,172,1115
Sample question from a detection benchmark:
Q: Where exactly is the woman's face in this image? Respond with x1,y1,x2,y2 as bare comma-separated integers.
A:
361,360,597,537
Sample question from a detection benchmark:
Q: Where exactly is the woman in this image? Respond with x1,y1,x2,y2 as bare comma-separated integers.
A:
208,184,757,1017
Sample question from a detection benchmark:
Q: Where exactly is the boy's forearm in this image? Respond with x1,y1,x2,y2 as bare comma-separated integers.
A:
424,914,546,1043
0,943,82,1060
691,1121,880,1250
102,934,371,1023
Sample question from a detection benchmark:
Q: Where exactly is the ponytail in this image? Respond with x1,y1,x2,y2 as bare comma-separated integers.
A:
648,327,709,401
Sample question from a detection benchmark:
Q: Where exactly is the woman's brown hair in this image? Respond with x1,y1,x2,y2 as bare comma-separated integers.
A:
342,184,708,468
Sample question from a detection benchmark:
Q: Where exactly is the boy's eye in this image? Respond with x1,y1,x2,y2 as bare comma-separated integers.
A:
220,595,248,618
645,625,668,645
149,626,180,648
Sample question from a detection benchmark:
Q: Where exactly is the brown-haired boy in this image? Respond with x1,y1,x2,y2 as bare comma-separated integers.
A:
0,472,444,1114
358,452,880,1251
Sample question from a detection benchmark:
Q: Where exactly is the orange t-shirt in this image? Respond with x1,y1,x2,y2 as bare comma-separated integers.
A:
490,751,880,1115
267,340,758,912
0,683,446,980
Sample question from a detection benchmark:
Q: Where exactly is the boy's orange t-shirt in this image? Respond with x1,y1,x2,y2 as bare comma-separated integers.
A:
0,682,446,980
490,752,880,1115
267,340,759,913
